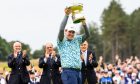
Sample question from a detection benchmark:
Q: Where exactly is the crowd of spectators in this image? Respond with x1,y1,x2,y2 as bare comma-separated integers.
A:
0,55,140,84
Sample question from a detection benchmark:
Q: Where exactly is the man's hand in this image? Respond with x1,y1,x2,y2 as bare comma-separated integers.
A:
52,51,57,60
22,50,27,58
59,67,63,73
45,53,49,59
89,53,93,63
99,56,103,63
115,55,119,60
14,50,21,58
14,55,17,58
52,51,56,57
44,53,49,63
81,19,86,25
65,7,72,15
81,54,84,61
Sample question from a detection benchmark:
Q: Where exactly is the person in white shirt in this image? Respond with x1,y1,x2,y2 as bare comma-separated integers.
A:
0,72,6,84
113,70,121,84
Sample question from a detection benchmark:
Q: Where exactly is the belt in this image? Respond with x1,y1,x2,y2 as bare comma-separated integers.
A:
63,68,81,72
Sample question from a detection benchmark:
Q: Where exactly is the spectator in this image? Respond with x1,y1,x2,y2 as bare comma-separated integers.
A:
99,69,113,84
28,70,39,84
112,70,121,84
80,41,98,84
39,42,61,84
7,41,30,84
0,71,6,84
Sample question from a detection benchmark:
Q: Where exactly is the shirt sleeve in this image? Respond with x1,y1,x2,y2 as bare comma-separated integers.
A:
75,35,83,44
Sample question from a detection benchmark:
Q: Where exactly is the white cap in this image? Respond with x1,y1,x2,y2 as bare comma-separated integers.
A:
132,73,137,77
65,24,76,32
104,69,108,72
120,72,124,76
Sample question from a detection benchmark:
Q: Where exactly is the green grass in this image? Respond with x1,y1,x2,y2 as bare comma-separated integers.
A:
30,59,42,72
0,61,10,71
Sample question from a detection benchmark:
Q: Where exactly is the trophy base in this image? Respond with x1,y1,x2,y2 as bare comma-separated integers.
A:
73,17,85,24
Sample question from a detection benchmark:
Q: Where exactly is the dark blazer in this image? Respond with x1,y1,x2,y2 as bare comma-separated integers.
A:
81,50,98,84
8,52,30,84
39,54,62,84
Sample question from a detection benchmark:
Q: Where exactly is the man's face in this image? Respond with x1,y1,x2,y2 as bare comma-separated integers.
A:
30,74,35,80
80,41,88,52
65,30,75,40
45,43,53,54
136,63,140,70
103,72,108,77
13,42,22,53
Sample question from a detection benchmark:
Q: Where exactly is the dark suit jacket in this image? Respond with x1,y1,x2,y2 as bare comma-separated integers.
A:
81,50,98,84
81,50,98,70
8,52,30,84
39,54,61,84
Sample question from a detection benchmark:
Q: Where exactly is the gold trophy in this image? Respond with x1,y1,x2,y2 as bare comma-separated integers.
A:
69,3,85,24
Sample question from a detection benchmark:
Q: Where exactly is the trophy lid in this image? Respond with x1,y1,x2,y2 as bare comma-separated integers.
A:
70,3,83,11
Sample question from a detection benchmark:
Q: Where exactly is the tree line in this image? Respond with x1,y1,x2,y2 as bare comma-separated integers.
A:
80,0,140,63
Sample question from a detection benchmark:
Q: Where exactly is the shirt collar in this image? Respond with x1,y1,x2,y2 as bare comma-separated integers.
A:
82,50,87,54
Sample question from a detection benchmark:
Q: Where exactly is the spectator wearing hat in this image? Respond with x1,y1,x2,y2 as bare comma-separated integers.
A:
99,69,113,84
120,72,132,84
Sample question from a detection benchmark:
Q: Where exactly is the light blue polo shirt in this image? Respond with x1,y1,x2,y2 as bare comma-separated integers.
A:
57,35,83,69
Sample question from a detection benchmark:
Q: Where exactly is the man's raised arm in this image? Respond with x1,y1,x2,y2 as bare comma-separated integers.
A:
82,20,90,42
58,8,71,41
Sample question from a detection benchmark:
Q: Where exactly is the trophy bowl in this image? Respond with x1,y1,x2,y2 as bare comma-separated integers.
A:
69,3,85,24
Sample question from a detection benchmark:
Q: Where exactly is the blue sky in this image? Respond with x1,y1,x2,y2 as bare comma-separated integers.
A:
0,0,140,52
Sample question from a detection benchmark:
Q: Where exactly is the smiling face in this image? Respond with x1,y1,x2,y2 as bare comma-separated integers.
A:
65,30,75,40
80,41,88,52
45,42,53,54
13,42,22,53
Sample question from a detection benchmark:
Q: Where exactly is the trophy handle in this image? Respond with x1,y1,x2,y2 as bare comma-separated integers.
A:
72,16,85,24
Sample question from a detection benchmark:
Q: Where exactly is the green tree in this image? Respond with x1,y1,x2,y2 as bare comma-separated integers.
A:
101,0,129,62
32,49,43,59
80,22,103,59
130,8,140,57
0,36,11,61
32,45,45,59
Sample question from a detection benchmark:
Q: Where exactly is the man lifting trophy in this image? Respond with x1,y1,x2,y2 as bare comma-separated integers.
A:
68,3,85,24
57,2,90,84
